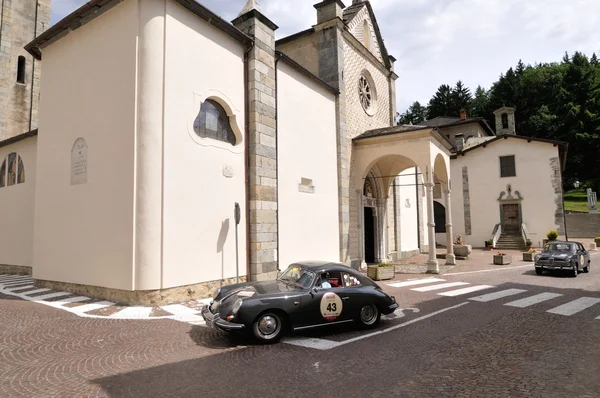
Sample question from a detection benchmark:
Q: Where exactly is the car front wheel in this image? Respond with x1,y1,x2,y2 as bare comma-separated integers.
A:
535,268,543,275
357,304,380,328
571,263,578,277
252,312,284,343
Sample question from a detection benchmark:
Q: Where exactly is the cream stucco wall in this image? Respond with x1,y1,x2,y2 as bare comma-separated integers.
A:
276,34,319,78
0,137,36,267
451,139,564,248
33,0,137,290
396,168,423,252
161,0,247,288
277,61,339,268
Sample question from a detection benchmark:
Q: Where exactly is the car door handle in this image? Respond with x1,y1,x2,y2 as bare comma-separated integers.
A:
342,297,350,300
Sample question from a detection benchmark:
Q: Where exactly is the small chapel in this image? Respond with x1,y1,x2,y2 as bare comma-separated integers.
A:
0,0,568,305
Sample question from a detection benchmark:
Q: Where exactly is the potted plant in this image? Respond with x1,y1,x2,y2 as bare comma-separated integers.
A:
525,239,532,251
523,248,536,262
493,251,512,265
453,234,472,258
367,262,395,281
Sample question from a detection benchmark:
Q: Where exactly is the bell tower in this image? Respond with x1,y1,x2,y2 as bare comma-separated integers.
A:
0,0,51,139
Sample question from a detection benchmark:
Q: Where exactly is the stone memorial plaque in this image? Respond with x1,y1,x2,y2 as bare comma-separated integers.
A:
71,138,88,185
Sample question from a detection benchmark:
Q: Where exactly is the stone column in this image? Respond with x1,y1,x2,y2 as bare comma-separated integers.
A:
444,189,456,265
314,1,349,265
425,175,439,273
376,198,388,263
232,5,279,281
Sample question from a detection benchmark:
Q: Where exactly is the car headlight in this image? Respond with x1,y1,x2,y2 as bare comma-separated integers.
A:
232,298,243,315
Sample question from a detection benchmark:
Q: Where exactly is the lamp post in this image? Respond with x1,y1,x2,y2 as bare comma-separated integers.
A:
574,180,580,189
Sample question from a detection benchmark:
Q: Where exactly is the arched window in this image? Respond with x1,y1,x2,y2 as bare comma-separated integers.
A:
193,99,236,145
363,20,370,50
501,113,509,129
17,56,26,84
0,152,25,188
434,201,446,233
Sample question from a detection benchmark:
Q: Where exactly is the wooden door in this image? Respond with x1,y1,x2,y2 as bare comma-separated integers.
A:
502,204,520,234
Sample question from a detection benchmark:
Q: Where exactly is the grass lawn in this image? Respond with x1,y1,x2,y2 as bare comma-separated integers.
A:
564,189,590,212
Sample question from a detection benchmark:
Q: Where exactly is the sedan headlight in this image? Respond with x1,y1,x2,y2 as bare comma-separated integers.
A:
232,298,243,315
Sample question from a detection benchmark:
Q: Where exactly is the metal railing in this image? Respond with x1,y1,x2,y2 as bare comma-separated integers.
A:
521,223,530,244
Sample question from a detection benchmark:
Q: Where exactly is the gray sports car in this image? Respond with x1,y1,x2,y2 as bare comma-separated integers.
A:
201,261,399,343
534,241,591,276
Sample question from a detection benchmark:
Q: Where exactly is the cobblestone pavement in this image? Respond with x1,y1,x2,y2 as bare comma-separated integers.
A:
1,251,600,397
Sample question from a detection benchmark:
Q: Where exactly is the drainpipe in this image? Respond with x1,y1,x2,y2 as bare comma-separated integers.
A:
29,0,40,132
275,54,280,271
243,41,254,281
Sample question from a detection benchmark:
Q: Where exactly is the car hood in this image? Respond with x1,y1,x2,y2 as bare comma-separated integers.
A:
539,251,573,259
221,280,303,302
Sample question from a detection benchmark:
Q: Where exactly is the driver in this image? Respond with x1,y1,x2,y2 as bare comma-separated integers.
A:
320,273,332,289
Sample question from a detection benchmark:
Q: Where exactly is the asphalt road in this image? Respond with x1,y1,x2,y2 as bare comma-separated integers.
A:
2,253,600,397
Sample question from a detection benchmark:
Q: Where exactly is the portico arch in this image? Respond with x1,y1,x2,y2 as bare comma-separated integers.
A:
351,126,454,273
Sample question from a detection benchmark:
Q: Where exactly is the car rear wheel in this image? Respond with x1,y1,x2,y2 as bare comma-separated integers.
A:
252,312,284,343
584,262,590,273
358,304,380,328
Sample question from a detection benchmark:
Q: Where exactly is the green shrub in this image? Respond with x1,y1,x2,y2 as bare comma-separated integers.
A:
377,262,392,267
526,239,532,246
547,230,559,241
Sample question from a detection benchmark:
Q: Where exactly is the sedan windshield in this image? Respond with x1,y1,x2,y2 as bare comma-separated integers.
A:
278,266,316,289
544,243,574,253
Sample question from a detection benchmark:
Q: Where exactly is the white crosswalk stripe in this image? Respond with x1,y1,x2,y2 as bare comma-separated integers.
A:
504,292,563,308
5,284,34,291
546,297,600,316
387,278,446,288
438,285,495,297
22,288,51,296
53,296,91,305
0,276,31,283
69,301,115,314
469,289,528,302
31,292,72,301
110,306,153,319
411,282,469,292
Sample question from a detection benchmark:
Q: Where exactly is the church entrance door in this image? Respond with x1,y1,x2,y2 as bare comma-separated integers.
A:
364,207,376,264
502,204,520,234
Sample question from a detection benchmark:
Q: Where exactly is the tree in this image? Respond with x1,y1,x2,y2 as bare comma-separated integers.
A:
398,101,428,125
427,84,453,119
469,85,490,119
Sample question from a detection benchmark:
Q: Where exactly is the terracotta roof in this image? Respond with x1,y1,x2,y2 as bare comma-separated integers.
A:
0,130,38,149
25,0,253,60
418,117,495,136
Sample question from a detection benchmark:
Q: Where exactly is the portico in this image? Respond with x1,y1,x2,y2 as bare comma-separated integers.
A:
351,126,455,273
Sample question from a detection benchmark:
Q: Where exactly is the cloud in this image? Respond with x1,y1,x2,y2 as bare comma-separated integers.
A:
51,0,600,114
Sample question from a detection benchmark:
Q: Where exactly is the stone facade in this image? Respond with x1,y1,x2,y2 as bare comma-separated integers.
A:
493,106,516,136
0,0,50,140
232,8,279,281
462,166,472,235
0,264,32,275
34,275,247,306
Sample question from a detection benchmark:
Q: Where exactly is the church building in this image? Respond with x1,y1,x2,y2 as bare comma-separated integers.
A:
0,0,567,305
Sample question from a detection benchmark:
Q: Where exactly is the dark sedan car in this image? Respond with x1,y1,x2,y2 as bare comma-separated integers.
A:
534,241,591,277
201,261,399,343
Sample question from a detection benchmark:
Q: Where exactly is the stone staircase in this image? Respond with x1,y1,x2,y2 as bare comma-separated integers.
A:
495,234,525,251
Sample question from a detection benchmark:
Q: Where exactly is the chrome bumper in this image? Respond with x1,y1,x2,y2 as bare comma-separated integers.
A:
201,306,245,331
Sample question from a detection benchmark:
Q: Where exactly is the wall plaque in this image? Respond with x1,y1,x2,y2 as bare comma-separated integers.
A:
71,138,88,185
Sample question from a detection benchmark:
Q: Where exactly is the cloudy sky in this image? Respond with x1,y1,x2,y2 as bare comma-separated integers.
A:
51,0,600,114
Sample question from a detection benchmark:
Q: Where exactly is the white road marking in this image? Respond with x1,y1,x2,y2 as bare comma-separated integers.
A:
110,306,153,319
505,292,563,308
161,304,199,316
387,278,446,288
438,285,495,297
173,314,205,324
54,296,91,305
546,297,600,316
69,301,115,314
411,282,469,292
0,276,31,283
2,279,34,286
444,264,532,276
282,302,469,350
5,284,34,291
469,288,528,302
31,292,72,301
22,288,51,296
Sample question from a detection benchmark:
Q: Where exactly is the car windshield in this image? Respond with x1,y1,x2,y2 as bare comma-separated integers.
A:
544,243,574,253
278,266,316,289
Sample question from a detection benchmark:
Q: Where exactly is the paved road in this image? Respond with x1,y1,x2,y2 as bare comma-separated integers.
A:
2,253,600,397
